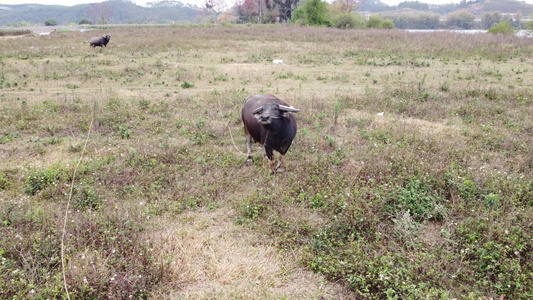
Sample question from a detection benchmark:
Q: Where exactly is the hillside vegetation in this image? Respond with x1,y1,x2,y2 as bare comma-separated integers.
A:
480,0,533,14
3,0,533,28
0,0,198,25
0,25,532,298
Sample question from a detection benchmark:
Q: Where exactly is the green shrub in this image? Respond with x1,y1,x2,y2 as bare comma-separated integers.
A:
488,21,515,35
66,83,80,89
236,191,270,223
72,184,100,210
119,125,131,139
525,20,533,30
44,19,57,26
367,15,395,29
334,13,365,30
79,17,92,25
291,0,331,26
380,19,395,29
367,15,383,28
181,81,194,88
386,178,447,222
23,165,66,196
0,172,10,190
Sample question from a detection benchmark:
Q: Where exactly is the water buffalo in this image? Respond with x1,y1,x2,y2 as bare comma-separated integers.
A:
241,94,300,171
90,35,111,48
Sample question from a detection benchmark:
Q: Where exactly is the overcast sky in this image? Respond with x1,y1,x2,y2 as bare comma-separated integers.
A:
1,0,533,8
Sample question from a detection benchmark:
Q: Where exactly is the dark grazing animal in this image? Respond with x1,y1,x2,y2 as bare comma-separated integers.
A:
241,94,300,171
90,35,111,48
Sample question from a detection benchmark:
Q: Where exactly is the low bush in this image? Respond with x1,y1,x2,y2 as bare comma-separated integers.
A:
488,21,516,35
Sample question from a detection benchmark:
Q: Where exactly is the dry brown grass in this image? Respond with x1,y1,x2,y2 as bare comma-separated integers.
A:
1,25,532,299
150,208,352,299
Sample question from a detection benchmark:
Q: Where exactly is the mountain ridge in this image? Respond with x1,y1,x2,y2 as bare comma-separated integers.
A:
1,0,532,26
0,0,199,25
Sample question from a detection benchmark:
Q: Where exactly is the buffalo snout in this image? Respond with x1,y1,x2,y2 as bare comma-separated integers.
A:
258,113,271,124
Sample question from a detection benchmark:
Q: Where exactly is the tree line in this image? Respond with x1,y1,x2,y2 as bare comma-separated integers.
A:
203,0,395,29
3,0,533,31
204,0,533,31
383,11,531,30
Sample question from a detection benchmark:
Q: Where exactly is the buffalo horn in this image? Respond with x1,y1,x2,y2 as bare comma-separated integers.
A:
252,106,263,114
279,105,300,113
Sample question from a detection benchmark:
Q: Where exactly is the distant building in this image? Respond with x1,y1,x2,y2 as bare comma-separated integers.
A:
359,11,372,20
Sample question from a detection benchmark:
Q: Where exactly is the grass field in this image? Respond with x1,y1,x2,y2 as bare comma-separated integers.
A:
1,25,532,299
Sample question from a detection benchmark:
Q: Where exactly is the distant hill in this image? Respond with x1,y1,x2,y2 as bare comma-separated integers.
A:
378,8,432,17
456,0,533,17
373,0,533,16
358,0,390,12
481,0,533,14
0,0,200,25
374,0,533,29
1,0,532,27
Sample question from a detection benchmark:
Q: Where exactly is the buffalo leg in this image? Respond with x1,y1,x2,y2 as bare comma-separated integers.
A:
246,135,253,166
265,147,274,161
275,156,284,173
265,147,280,170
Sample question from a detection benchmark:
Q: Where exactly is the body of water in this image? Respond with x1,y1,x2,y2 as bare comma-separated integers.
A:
407,29,533,38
